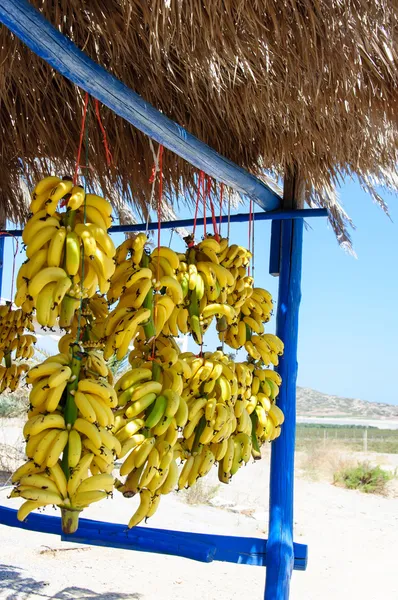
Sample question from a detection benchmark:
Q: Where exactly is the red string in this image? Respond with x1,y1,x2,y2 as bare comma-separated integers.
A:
219,183,224,230
202,172,206,234
208,177,220,242
192,171,204,243
157,145,164,259
73,92,90,186
248,199,253,276
94,99,113,167
148,165,157,184
152,144,164,358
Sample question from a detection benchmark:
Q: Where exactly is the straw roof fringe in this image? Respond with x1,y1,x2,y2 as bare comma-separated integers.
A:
0,1,396,245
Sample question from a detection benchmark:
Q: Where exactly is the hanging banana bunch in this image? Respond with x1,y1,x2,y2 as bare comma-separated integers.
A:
15,175,116,329
104,233,186,360
10,343,119,532
9,174,287,533
0,305,35,392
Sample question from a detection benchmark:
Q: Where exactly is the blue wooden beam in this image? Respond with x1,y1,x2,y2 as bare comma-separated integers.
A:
0,0,281,212
269,220,282,276
0,506,307,570
265,178,304,599
1,208,327,238
0,235,4,297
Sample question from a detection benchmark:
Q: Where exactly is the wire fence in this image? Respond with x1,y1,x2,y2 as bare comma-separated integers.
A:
296,425,398,454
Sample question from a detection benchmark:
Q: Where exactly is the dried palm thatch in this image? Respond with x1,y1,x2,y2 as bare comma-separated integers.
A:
0,1,397,246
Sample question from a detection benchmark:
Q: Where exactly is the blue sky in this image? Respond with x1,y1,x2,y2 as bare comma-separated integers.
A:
2,177,397,404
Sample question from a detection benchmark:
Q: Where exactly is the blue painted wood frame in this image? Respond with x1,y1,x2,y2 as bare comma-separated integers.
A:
265,216,304,599
269,220,282,276
0,235,4,298
0,506,307,570
1,208,327,238
0,0,281,212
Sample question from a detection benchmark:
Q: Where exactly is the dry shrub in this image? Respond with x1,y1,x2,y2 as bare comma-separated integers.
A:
296,441,354,482
0,443,24,482
179,479,220,506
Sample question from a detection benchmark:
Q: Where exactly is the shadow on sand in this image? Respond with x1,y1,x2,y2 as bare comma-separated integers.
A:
0,563,141,600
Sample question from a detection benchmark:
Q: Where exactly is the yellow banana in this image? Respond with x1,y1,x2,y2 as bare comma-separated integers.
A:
72,490,108,507
128,489,152,528
46,430,69,467
67,453,94,497
26,226,60,259
28,267,67,298
68,429,82,469
23,414,65,438
47,226,66,267
73,418,102,448
76,473,114,495
48,464,68,499
67,185,85,210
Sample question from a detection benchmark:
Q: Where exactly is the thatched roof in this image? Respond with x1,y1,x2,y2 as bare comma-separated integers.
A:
0,1,397,245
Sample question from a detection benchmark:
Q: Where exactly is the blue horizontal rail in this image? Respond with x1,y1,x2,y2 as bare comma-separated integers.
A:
0,0,281,212
1,208,327,238
0,506,307,570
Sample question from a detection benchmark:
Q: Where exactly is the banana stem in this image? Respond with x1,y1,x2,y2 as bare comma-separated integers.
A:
61,343,82,478
151,360,161,383
192,415,206,454
63,208,76,230
141,253,156,340
188,288,202,346
4,352,11,369
61,507,81,534
250,412,262,460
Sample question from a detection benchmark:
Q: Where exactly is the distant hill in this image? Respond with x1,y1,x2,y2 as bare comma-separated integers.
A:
297,387,398,420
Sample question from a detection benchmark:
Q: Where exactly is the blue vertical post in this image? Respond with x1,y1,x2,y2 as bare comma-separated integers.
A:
0,233,4,298
265,171,304,599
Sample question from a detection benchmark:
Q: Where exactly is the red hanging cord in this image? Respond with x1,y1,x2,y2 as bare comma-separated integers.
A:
202,172,206,235
208,177,220,241
73,92,90,185
192,171,204,244
248,199,253,276
219,183,224,233
94,98,113,167
152,144,164,358
157,145,164,261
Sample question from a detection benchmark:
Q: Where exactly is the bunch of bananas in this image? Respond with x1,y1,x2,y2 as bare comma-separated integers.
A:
9,186,287,532
58,294,109,353
105,234,280,362
177,352,249,487
0,305,35,392
15,175,115,328
113,336,187,527
105,234,186,359
177,352,285,487
10,344,119,532
104,234,241,358
0,362,30,393
111,331,285,525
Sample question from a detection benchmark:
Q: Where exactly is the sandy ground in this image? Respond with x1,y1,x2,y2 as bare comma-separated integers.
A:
0,445,397,600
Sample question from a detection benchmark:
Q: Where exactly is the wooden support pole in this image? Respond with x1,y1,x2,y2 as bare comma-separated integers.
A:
265,168,305,600
0,220,5,298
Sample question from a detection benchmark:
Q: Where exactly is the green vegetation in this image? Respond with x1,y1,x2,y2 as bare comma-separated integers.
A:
296,424,398,454
333,462,392,495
